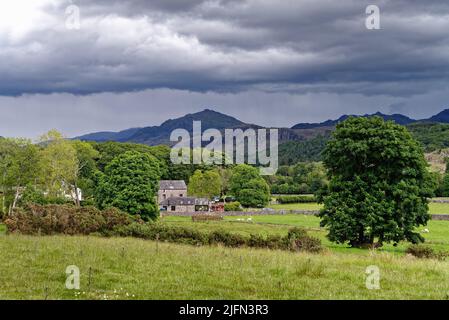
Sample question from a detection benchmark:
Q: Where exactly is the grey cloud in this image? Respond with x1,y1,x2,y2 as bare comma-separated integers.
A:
0,0,448,137
0,87,448,138
0,0,448,97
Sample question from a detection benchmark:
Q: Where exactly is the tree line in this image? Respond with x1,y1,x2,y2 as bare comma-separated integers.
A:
1,115,437,249
0,130,271,221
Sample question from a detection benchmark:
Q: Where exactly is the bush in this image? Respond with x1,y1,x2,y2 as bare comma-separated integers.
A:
224,202,241,211
287,227,308,240
287,227,322,252
265,235,289,250
277,195,316,204
292,236,322,253
406,245,448,260
113,223,321,253
113,223,209,246
247,227,321,252
4,204,322,253
208,229,247,247
4,204,134,235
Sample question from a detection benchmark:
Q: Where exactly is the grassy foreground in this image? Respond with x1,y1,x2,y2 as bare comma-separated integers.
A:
1,234,449,300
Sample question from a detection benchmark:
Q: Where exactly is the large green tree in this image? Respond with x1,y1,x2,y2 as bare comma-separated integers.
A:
188,169,221,199
229,164,270,207
39,130,78,201
318,116,434,247
70,140,100,205
95,151,161,220
0,138,40,215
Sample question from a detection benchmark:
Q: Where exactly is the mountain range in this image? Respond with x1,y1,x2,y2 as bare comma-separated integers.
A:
75,108,449,146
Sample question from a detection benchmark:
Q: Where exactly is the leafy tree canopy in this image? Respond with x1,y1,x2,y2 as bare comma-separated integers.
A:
95,151,161,220
229,164,270,207
188,169,221,199
318,116,435,247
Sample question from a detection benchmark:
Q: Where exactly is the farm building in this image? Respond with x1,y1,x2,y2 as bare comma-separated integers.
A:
158,180,187,204
158,180,212,213
160,197,209,212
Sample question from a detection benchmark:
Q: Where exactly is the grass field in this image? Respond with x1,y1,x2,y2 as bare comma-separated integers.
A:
2,234,449,299
2,205,449,300
162,214,449,254
267,201,449,214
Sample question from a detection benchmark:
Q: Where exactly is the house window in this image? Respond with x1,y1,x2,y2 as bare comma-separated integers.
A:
163,194,166,199
171,206,176,211
180,194,183,197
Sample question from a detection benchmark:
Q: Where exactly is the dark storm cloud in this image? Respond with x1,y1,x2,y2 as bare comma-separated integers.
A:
1,0,449,96
1,0,449,137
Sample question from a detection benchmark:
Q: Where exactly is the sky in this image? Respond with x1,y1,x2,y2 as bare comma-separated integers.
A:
1,0,449,138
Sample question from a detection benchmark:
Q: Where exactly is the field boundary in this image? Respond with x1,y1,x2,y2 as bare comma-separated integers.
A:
160,210,319,217
161,210,449,221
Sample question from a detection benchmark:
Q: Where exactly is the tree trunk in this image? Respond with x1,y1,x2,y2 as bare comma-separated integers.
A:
74,183,80,207
9,187,20,215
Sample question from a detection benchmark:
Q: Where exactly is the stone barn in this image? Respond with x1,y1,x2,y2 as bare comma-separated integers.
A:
158,180,187,204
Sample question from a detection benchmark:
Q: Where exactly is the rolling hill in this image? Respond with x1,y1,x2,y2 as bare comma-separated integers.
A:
291,112,415,129
76,109,307,146
75,108,449,164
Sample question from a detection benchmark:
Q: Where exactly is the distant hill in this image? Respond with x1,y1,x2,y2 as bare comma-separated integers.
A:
127,109,253,145
76,108,449,164
76,127,141,142
76,109,246,145
76,108,304,146
427,109,449,123
291,112,415,129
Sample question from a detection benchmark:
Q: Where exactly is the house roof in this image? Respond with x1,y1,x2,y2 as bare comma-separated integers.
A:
160,197,209,206
159,180,187,190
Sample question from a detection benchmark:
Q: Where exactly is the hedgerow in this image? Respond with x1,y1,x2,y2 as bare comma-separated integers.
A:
4,204,322,253
277,195,316,204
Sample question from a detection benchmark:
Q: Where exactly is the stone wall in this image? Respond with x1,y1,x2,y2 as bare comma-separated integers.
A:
160,210,449,221
160,209,319,217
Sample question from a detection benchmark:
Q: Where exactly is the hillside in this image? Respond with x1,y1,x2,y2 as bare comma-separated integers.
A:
75,127,141,142
428,109,449,123
76,108,305,146
75,108,449,164
407,122,449,152
291,112,415,129
280,122,449,165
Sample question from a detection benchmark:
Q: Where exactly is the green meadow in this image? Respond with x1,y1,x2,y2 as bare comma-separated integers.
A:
267,201,449,214
2,210,449,299
1,234,449,300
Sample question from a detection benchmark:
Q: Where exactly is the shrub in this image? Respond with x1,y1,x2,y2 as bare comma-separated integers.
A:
113,223,320,252
113,223,209,245
406,245,449,260
224,201,242,211
4,204,133,235
287,227,322,253
248,234,267,247
292,236,322,253
265,235,289,250
247,228,322,253
208,229,247,247
4,204,323,253
112,222,157,239
277,195,316,204
287,227,308,240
